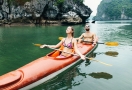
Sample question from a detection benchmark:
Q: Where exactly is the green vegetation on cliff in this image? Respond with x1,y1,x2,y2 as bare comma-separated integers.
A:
95,0,132,20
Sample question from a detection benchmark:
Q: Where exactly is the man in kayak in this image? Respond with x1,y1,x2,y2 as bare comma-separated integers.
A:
77,24,97,46
40,26,85,60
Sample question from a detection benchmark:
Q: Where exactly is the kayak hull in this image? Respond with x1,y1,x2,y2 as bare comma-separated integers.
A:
0,43,98,90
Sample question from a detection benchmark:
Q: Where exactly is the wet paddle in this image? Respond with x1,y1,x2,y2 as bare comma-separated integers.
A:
33,43,112,66
58,37,119,46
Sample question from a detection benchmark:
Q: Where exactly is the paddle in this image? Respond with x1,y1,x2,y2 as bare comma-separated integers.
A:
33,43,112,66
58,37,119,46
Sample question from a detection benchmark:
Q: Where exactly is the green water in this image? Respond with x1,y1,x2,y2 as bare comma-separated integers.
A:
0,20,132,90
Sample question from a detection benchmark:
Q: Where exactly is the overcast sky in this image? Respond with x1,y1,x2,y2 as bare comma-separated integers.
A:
83,0,102,16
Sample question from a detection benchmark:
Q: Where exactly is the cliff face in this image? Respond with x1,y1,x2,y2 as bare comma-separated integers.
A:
94,0,132,21
0,0,92,25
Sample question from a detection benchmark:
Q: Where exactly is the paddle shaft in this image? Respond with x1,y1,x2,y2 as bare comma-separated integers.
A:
83,41,104,44
45,46,112,66
33,43,112,66
59,37,118,46
45,46,78,56
83,41,118,46
79,40,116,45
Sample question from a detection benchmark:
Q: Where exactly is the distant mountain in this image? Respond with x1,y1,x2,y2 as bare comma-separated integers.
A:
88,15,95,20
85,15,96,23
94,0,132,21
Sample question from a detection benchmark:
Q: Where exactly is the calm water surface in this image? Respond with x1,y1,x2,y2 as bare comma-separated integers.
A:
0,20,132,90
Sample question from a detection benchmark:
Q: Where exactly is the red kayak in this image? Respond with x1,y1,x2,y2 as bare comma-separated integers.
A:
0,43,98,90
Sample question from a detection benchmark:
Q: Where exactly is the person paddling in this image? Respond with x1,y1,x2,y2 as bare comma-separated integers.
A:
40,26,85,60
77,24,97,46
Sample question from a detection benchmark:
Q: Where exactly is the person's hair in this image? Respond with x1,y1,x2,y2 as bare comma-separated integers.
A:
69,26,74,37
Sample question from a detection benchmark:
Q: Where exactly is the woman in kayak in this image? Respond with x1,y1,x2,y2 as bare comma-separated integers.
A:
40,26,85,60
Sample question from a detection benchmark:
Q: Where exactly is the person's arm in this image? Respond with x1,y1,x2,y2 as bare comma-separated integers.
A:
40,38,64,49
73,38,85,60
76,33,84,40
78,33,84,39
92,33,97,45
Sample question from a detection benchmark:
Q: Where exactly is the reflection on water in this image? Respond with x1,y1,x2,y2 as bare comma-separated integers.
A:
31,59,112,90
31,66,83,90
88,72,113,80
85,59,91,66
32,65,88,90
31,52,97,90
85,52,96,66
105,51,119,57
95,51,119,57
119,24,132,31
113,24,132,46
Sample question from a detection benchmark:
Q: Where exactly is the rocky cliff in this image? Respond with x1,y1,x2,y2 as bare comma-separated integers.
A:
0,0,92,25
94,0,132,21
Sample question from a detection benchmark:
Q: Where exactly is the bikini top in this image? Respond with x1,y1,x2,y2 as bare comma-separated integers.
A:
63,38,73,49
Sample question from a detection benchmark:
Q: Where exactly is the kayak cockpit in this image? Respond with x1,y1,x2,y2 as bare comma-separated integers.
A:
46,45,75,60
46,50,74,60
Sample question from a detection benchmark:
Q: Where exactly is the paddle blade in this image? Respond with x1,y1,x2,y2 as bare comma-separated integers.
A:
105,42,119,46
58,37,64,40
33,43,42,47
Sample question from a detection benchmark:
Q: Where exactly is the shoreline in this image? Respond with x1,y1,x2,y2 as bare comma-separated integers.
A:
0,19,85,27
0,22,62,27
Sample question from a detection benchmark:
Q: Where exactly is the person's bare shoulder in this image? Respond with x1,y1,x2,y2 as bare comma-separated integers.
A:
73,38,77,42
81,33,85,36
91,32,96,35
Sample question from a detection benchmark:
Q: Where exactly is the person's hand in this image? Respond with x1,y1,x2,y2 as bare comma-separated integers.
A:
40,44,47,48
81,55,86,60
92,42,96,46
